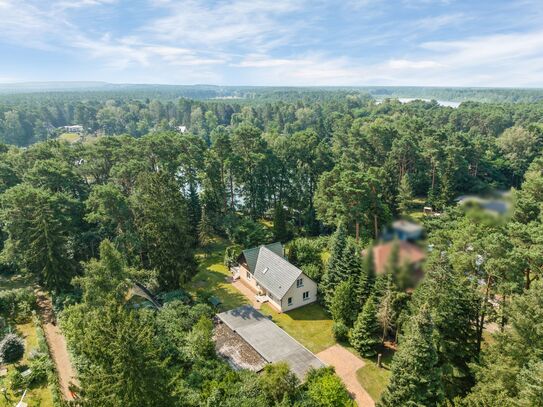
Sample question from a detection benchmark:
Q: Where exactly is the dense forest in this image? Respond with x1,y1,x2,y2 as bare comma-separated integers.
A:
0,88,542,406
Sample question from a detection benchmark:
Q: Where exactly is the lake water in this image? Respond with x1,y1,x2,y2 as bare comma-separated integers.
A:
376,98,461,108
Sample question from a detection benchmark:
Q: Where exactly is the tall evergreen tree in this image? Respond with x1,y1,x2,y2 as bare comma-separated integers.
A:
379,305,443,407
273,203,289,243
411,258,479,400
397,173,413,215
350,295,381,357
321,223,348,308
359,244,376,307
131,172,196,288
338,238,363,293
329,280,357,326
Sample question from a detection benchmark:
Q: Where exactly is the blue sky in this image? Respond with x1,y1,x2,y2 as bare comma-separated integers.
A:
1,0,542,86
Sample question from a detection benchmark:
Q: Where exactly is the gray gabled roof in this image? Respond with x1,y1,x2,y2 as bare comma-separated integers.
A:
241,242,283,273
253,247,303,299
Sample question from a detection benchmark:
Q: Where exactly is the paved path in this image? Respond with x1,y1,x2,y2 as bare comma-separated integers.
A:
317,344,375,407
36,291,78,400
232,279,262,309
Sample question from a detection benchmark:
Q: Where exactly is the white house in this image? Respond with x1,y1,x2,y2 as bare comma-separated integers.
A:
234,243,317,312
61,125,84,133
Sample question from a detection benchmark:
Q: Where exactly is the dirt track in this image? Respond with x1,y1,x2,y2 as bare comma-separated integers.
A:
35,291,78,400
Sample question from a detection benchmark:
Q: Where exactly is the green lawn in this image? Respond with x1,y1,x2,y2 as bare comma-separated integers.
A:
355,346,394,402
0,322,54,407
260,303,335,353
58,132,81,143
186,239,250,311
0,273,34,290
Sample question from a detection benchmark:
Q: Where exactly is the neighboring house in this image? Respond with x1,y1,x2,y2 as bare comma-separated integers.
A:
383,220,424,241
455,194,510,216
60,125,84,133
176,125,187,133
370,240,426,276
235,243,317,312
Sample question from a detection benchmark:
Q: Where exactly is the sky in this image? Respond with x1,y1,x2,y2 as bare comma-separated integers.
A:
0,0,542,87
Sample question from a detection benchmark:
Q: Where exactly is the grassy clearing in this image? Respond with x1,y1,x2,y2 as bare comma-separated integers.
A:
187,239,250,311
354,346,394,402
0,274,34,290
58,132,81,143
260,303,335,353
0,321,54,407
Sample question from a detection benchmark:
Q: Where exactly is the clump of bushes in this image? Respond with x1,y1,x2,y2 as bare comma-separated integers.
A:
0,288,36,322
0,333,25,364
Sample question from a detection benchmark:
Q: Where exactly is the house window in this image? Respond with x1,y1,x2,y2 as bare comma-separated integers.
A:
303,291,310,301
246,270,252,280
296,278,304,288
287,297,292,306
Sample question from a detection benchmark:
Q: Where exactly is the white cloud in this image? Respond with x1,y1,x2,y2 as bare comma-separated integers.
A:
388,59,443,69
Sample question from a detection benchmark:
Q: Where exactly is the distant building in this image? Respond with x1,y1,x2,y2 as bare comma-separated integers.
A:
384,220,424,241
176,125,187,133
455,194,510,216
60,125,84,133
369,240,426,276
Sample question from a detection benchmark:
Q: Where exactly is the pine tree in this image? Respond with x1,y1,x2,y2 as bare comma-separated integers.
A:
379,305,443,407
0,334,24,364
350,296,381,357
377,274,395,343
359,244,376,307
273,203,289,242
198,206,214,256
187,182,202,238
330,280,357,326
338,238,363,293
321,223,348,308
397,174,413,215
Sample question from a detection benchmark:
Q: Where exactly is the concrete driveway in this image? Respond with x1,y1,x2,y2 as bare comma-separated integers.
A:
317,344,375,407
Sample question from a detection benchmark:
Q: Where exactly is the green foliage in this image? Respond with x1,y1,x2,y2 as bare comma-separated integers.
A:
0,183,81,291
463,281,543,406
64,304,172,407
224,244,242,267
0,288,36,322
305,367,356,407
330,280,357,326
411,258,479,400
131,171,196,288
350,296,381,357
260,362,299,404
321,223,348,308
332,321,349,342
287,238,324,282
397,174,413,215
185,316,215,360
224,215,272,248
379,305,443,407
0,333,24,364
273,203,290,243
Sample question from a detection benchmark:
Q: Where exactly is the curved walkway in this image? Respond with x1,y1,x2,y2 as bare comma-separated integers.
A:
317,344,375,407
36,291,78,400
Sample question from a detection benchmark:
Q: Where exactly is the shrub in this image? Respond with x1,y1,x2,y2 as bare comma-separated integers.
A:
0,333,25,364
332,321,349,342
224,245,242,267
305,367,355,406
27,353,52,385
0,288,36,322
7,368,24,392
